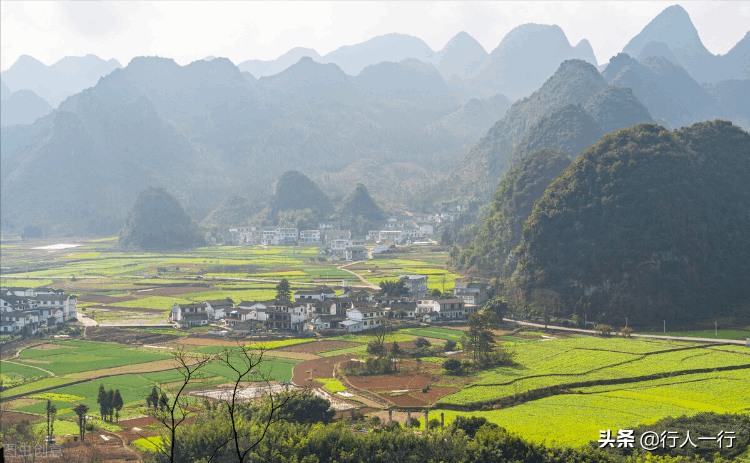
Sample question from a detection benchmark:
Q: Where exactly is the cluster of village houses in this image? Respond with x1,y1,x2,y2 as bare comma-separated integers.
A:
0,287,78,335
226,216,445,261
170,275,491,334
0,270,489,338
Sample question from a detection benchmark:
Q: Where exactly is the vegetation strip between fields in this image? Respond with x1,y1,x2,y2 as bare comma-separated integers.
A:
435,362,750,411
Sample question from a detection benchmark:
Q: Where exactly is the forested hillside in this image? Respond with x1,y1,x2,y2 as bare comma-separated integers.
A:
421,59,654,210
512,121,750,324
457,149,573,277
335,184,386,236
119,187,205,250
0,56,479,235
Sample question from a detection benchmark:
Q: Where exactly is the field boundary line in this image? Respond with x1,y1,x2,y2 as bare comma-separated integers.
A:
504,319,749,345
573,374,743,395
334,361,393,408
434,362,750,411
472,342,743,388
2,359,56,377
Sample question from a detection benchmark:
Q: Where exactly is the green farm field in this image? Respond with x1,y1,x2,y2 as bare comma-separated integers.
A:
4,238,750,450
2,239,451,323
428,335,750,447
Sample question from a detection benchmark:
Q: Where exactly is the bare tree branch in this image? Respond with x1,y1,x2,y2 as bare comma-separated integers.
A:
149,346,213,463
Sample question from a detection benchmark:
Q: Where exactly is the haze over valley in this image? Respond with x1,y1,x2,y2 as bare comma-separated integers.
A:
2,4,750,461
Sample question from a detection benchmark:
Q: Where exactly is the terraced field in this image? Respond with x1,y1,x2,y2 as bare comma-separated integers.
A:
441,337,750,405
4,238,749,450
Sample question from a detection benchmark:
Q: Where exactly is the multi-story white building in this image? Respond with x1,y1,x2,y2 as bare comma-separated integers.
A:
203,297,235,320
398,275,429,297
293,286,336,302
299,230,321,244
228,226,262,245
0,287,77,333
171,303,209,327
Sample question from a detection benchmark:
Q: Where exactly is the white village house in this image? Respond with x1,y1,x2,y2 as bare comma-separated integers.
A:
0,287,77,334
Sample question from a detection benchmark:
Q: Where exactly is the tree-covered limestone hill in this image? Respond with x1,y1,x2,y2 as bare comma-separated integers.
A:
271,171,334,220
513,121,750,325
201,195,258,229
119,187,205,250
508,104,603,167
420,59,654,210
335,183,386,236
1,55,479,236
582,85,654,134
457,149,572,277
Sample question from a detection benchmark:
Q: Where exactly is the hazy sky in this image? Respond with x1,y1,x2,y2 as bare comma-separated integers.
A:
2,1,749,72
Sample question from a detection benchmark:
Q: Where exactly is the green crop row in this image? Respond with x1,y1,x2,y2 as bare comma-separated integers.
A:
442,340,750,405
17,340,171,375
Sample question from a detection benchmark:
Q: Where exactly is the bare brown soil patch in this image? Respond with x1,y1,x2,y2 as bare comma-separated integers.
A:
0,410,38,427
276,340,357,354
346,372,434,392
118,415,159,429
292,354,353,386
51,431,140,463
19,359,52,364
30,343,75,350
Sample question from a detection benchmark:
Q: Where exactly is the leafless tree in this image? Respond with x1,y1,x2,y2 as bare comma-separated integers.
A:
212,342,297,463
148,347,213,463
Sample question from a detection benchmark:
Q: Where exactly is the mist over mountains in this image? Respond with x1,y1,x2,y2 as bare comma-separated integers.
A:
1,54,122,108
1,4,748,238
621,5,749,84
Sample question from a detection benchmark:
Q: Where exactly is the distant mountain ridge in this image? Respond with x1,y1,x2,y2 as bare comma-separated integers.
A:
236,28,597,99
621,5,748,83
422,59,654,208
603,53,745,130
0,89,52,126
0,55,475,235
1,54,121,107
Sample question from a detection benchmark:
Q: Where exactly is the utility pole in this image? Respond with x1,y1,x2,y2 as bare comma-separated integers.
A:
663,320,665,333
625,317,628,329
715,321,718,337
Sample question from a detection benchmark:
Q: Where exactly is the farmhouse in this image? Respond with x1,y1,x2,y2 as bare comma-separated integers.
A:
293,286,335,302
0,287,77,334
398,275,429,297
453,282,490,306
346,304,385,329
340,319,364,332
171,303,210,327
416,297,474,320
203,297,235,320
308,314,345,331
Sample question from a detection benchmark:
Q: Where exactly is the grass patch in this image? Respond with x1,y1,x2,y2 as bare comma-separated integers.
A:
317,378,346,393
132,436,164,453
18,340,171,375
